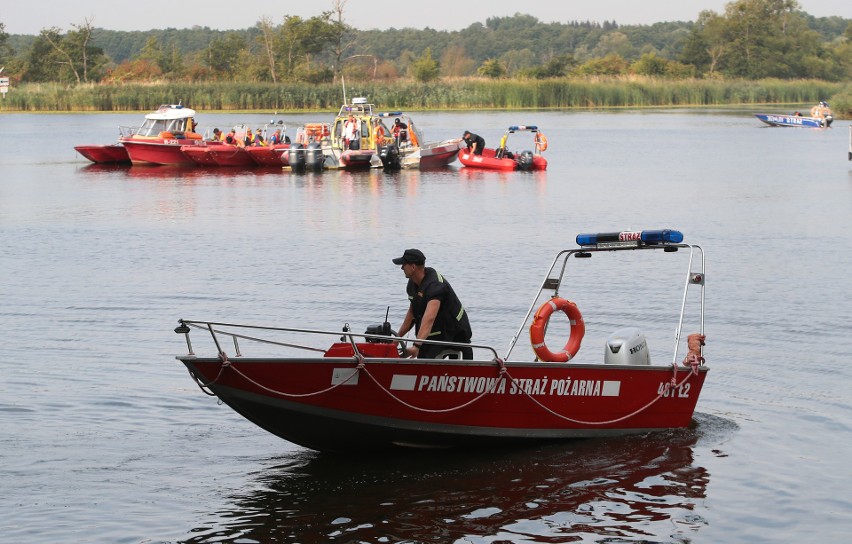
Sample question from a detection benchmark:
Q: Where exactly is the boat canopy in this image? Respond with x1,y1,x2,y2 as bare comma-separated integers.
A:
145,104,197,120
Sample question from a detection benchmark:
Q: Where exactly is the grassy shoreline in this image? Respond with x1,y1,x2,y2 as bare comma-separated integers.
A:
0,77,849,115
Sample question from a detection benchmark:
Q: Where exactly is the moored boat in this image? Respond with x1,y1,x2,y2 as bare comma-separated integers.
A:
754,102,833,128
245,144,290,167
119,103,204,165
374,112,462,170
322,98,382,170
458,125,548,171
207,144,256,167
174,228,708,453
74,144,130,164
180,142,221,167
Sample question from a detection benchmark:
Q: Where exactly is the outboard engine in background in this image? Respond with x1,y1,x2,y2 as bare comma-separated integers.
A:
379,144,401,171
288,143,306,172
604,327,650,365
305,142,324,171
364,321,397,343
515,150,534,171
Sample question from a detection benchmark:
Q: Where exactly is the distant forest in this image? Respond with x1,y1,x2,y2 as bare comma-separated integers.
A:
0,0,850,85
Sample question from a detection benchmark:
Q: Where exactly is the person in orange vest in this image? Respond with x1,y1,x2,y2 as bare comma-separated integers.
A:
373,120,386,147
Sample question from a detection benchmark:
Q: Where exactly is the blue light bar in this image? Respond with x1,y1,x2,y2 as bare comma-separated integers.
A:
576,229,684,247
507,125,538,132
641,229,684,244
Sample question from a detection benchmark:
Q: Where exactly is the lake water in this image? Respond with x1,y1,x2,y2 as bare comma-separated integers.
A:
1,107,851,543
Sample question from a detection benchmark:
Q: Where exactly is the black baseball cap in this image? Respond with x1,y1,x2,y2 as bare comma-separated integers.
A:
392,248,425,265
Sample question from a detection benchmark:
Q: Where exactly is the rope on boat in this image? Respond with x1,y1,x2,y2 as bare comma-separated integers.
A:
358,361,507,414
194,350,703,424
502,359,702,426
192,353,362,398
227,363,362,398
187,356,232,395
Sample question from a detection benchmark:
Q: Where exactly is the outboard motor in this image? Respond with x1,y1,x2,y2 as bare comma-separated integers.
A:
515,150,534,171
604,327,650,365
379,144,401,170
305,142,324,171
364,321,395,343
288,143,306,172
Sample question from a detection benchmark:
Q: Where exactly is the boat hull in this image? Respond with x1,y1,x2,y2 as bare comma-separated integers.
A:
339,149,376,169
459,148,547,171
180,350,707,452
74,144,130,164
410,139,463,168
181,144,220,166
754,113,831,128
245,144,290,166
206,146,256,167
121,138,203,165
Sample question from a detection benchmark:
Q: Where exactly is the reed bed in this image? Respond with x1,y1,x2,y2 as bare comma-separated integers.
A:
0,78,846,114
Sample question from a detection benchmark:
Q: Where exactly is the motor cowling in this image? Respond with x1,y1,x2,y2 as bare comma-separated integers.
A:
364,322,395,343
305,142,324,171
604,327,650,365
380,144,401,170
288,143,306,171
515,150,534,171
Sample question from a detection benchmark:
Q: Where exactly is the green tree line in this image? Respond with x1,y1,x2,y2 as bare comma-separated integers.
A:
0,0,849,85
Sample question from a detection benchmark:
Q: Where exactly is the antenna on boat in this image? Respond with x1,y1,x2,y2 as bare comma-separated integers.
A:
341,75,347,105
383,306,392,336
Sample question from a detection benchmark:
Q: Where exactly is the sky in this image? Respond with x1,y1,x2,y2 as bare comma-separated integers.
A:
1,0,850,35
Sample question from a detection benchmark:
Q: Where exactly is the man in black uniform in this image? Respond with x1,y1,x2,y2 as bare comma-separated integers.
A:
392,248,473,359
462,130,486,155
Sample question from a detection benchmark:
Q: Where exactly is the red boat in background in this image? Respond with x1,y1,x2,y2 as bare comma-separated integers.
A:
74,144,130,164
174,228,708,453
180,143,221,167
119,104,204,165
245,144,290,167
459,125,548,171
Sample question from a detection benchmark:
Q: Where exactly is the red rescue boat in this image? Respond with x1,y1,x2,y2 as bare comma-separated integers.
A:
458,125,548,171
74,144,131,164
174,229,708,453
245,144,291,167
119,104,204,165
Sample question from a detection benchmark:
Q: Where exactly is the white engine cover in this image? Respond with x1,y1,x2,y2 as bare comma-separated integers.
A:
604,327,650,365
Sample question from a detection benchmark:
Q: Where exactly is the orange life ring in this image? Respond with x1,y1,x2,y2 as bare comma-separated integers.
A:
374,125,386,146
158,131,175,139
535,132,548,152
529,297,584,362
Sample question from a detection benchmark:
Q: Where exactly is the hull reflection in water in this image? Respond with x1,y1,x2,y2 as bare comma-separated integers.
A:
180,413,732,543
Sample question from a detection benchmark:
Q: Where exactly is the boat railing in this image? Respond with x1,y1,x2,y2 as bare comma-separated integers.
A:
175,319,501,361
504,239,705,366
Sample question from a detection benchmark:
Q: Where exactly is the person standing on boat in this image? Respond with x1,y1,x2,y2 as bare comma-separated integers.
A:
344,115,360,150
393,248,473,360
392,118,409,145
462,131,485,155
